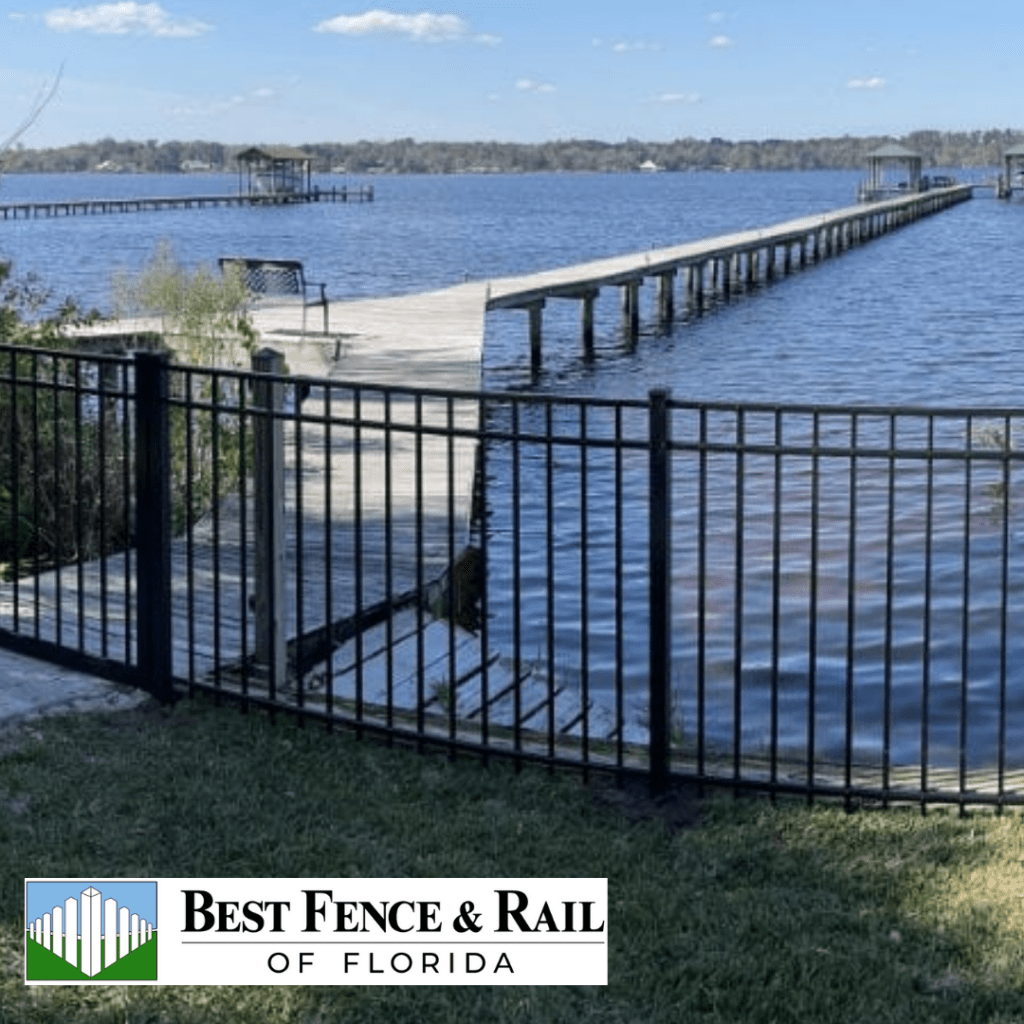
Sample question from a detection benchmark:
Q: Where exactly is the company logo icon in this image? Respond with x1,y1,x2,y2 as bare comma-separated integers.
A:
25,881,157,982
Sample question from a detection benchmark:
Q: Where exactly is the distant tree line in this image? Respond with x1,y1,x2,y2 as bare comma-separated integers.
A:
3,129,1023,175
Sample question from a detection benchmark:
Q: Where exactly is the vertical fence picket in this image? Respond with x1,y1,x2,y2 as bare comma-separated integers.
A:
884,415,896,807
7,348,19,632
960,415,973,815
770,409,782,799
614,404,626,779
478,391,490,763
997,413,1011,812
922,416,935,813
579,402,590,776
734,409,745,791
807,412,820,804
845,414,858,808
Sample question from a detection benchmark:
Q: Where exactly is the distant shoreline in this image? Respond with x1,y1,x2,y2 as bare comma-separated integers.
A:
2,129,1018,176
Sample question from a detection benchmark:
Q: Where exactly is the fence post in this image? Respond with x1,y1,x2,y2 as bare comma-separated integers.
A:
252,348,286,693
134,351,173,703
649,388,672,796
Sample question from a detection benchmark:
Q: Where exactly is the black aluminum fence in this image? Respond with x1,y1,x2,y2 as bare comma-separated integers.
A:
1,341,1023,810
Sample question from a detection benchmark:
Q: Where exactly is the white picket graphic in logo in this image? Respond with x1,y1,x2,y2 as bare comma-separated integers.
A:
63,896,76,966
29,886,154,977
104,898,118,967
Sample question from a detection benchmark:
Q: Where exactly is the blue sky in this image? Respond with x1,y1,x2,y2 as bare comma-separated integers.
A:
2,1,1022,147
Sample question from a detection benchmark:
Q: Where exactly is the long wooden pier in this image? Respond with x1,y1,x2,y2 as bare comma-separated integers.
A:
486,184,973,372
0,185,373,220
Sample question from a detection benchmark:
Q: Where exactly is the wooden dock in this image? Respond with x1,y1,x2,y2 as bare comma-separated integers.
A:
486,184,973,371
4,182,979,756
0,185,373,220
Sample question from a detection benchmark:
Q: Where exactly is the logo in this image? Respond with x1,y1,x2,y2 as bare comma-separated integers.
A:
25,881,157,983
25,878,606,986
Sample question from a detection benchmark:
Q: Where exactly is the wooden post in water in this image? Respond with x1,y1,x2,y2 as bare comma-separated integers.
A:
657,270,676,324
622,280,641,342
528,301,544,374
580,290,598,355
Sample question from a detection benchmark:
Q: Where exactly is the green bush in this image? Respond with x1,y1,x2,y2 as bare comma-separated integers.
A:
0,261,127,574
0,255,258,574
112,240,257,367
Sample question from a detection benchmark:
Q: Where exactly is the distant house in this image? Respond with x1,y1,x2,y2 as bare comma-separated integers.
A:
236,145,312,197
180,159,215,173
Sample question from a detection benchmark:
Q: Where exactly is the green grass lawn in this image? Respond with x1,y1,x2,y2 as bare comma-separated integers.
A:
2,693,1024,1022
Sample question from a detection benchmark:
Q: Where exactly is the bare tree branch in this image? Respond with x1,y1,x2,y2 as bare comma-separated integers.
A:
0,63,64,166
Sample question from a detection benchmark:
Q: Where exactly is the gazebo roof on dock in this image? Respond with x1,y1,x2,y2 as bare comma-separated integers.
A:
866,142,921,160
236,145,312,163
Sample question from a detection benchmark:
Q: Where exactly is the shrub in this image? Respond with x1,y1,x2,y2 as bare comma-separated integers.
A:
0,261,126,574
112,240,257,366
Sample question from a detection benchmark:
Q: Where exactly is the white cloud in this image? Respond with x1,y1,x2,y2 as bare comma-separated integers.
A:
314,10,497,43
708,34,733,48
45,2,211,36
516,78,556,94
612,40,660,53
169,85,279,119
656,92,701,105
847,76,885,89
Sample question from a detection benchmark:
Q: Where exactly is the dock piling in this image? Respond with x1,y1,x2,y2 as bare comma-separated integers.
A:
528,301,545,374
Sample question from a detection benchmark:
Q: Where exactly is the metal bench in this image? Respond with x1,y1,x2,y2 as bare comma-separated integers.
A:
219,257,329,336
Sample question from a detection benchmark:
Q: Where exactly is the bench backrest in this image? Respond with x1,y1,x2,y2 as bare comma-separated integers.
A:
220,258,306,298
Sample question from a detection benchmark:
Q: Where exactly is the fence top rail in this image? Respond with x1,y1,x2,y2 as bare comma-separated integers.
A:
667,396,1024,420
7,340,1024,421
0,342,133,369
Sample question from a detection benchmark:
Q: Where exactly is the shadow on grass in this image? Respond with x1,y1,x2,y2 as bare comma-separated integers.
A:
0,694,1023,1022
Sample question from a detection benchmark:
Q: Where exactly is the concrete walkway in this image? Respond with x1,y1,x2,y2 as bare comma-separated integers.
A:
0,649,149,730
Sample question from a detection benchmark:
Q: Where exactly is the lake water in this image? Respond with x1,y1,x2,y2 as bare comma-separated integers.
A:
3,169,1023,772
